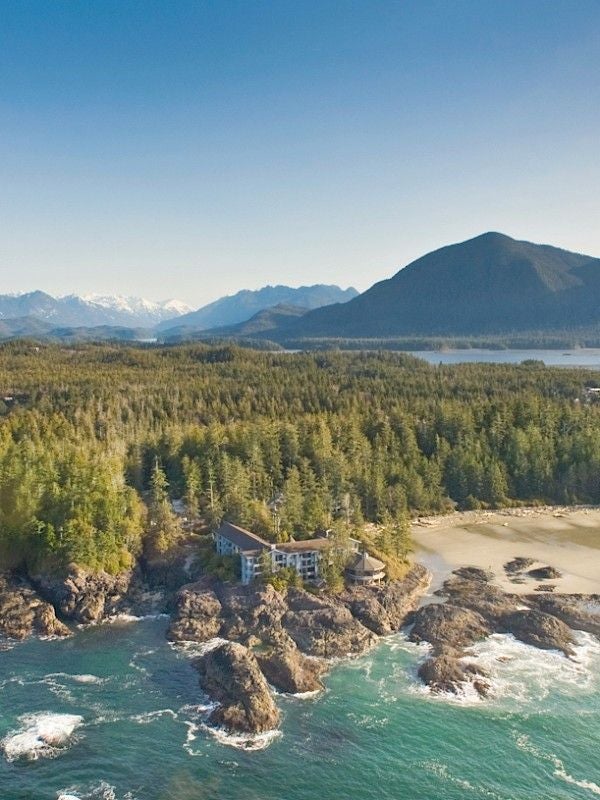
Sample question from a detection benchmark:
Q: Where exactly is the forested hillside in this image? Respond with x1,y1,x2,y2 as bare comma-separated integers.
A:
0,342,599,575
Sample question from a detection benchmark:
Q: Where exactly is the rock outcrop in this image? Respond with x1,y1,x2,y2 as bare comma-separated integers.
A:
195,642,280,734
527,594,600,638
527,566,562,580
410,566,595,696
168,564,431,732
418,652,489,696
257,644,324,694
32,566,134,623
501,609,575,656
0,574,69,639
168,585,222,642
410,603,491,652
284,590,377,658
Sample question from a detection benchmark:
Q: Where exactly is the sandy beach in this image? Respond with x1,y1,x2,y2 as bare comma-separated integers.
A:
412,506,600,595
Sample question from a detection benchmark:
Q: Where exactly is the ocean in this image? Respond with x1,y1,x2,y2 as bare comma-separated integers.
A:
1,613,599,800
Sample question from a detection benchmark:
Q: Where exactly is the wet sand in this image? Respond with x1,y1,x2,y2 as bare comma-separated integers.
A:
412,507,600,595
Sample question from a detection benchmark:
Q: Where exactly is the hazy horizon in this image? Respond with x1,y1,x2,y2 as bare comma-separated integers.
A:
2,1,600,305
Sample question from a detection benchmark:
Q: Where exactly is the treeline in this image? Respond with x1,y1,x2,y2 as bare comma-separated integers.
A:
0,341,598,574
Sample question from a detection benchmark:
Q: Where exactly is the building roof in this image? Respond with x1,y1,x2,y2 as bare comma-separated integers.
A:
276,538,331,553
347,551,386,574
216,521,270,553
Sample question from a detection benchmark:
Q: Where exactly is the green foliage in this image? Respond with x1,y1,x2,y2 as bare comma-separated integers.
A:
0,342,600,577
262,565,303,592
145,460,183,559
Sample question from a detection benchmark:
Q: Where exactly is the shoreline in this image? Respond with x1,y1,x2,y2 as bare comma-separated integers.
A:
412,505,600,595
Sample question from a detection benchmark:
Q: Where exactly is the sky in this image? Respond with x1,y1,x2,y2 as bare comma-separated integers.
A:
1,1,600,307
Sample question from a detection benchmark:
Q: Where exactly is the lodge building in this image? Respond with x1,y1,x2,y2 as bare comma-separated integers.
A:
214,520,385,585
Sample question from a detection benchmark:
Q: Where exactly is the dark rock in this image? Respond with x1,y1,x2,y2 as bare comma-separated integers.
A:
418,651,489,696
527,594,600,638
452,566,494,582
436,571,518,626
256,643,324,694
0,574,69,639
410,603,491,652
168,584,222,642
32,565,133,623
504,557,535,575
501,609,575,656
216,583,288,646
284,590,377,657
195,642,280,734
340,564,431,635
534,584,556,592
527,566,562,580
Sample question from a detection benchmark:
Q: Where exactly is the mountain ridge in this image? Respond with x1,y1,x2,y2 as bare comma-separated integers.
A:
273,232,600,339
157,284,359,332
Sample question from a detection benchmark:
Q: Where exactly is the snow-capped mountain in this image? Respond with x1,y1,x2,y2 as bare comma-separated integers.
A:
0,292,192,328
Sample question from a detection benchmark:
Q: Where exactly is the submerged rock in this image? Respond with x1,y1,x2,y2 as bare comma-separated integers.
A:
195,642,280,734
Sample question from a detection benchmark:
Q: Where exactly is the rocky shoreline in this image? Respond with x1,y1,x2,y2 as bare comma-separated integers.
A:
168,564,431,733
2,547,599,738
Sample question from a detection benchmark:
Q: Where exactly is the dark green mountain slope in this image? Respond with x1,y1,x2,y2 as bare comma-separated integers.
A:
283,233,600,338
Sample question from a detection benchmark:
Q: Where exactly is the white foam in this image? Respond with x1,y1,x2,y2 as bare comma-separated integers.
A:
103,612,168,624
2,711,83,761
463,630,600,704
200,723,281,752
515,733,600,796
57,781,119,800
170,636,229,659
45,672,106,685
129,708,178,724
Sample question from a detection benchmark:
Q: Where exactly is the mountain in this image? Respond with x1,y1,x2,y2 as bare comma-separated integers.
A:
162,304,308,342
278,233,600,339
157,284,359,332
0,292,192,328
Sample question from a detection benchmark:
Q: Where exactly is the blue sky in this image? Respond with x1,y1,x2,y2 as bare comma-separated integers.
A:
1,1,599,305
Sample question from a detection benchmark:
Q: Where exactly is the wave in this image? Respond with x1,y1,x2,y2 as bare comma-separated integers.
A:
515,733,600,796
57,780,137,800
204,724,281,751
391,630,600,707
178,702,280,753
420,759,507,798
463,630,600,704
128,708,178,725
45,671,107,685
169,636,230,659
102,612,169,625
2,711,83,761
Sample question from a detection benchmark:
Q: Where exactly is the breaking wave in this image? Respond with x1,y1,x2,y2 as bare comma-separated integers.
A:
2,711,83,761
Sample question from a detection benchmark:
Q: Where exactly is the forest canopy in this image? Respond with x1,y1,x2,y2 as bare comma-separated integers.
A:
0,341,598,574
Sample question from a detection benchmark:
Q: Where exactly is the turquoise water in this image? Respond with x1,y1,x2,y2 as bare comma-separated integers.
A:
412,349,600,367
1,617,599,800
